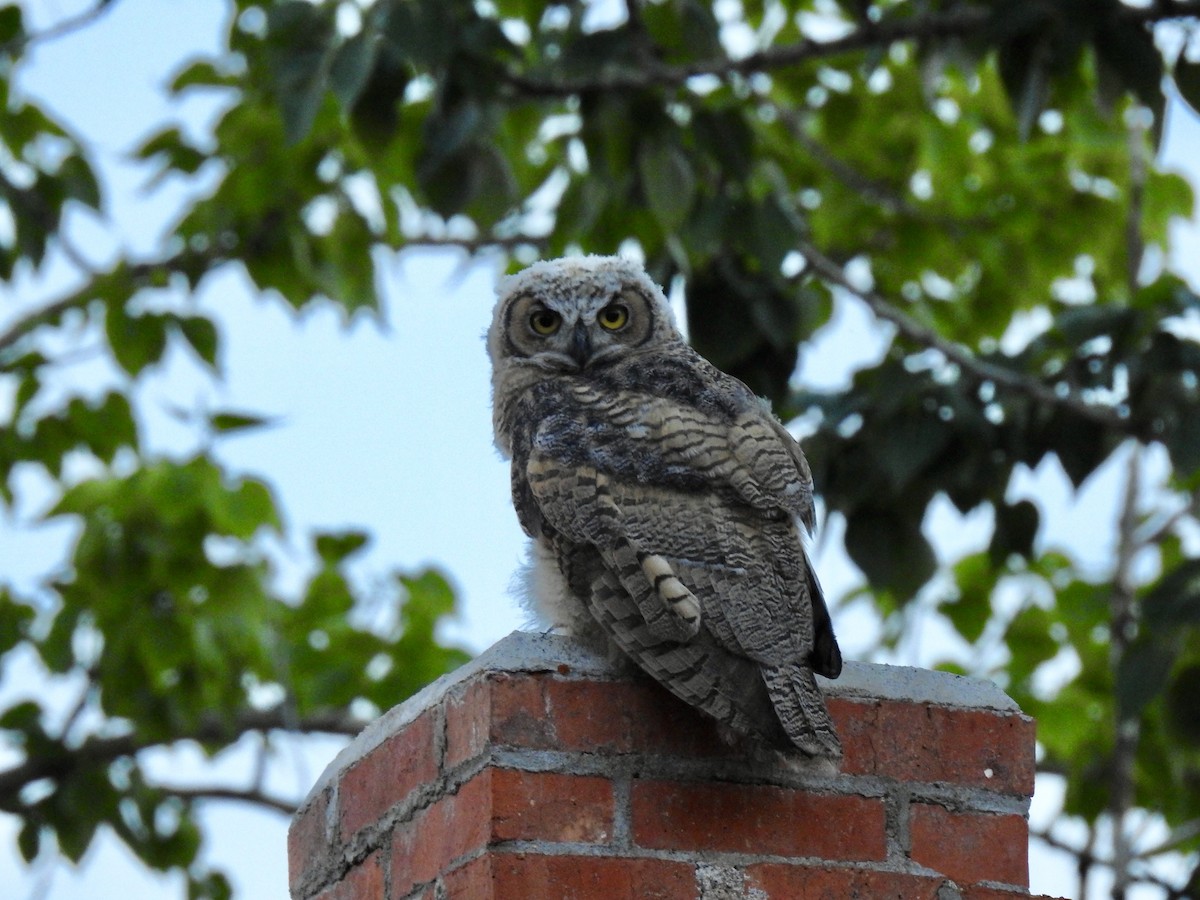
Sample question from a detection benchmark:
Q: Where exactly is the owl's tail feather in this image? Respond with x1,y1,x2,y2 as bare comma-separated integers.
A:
588,570,786,744
761,663,843,760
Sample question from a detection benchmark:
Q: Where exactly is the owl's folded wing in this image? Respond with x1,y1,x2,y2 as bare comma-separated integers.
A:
531,385,814,522
525,439,843,755
528,390,840,677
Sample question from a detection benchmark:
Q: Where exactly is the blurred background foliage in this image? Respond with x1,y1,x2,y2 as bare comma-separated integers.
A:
2,0,1200,897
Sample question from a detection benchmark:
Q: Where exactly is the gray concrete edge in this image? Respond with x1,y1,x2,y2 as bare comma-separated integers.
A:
304,629,1021,803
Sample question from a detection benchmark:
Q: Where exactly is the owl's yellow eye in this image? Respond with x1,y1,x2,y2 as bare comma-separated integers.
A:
529,309,561,335
598,304,629,330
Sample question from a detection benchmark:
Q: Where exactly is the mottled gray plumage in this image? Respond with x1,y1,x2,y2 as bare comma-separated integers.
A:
487,255,842,760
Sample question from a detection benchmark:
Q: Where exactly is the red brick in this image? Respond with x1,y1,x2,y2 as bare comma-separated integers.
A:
543,678,640,751
441,856,496,900
489,854,695,900
445,679,491,768
544,676,732,757
830,698,1036,796
392,768,614,896
491,769,614,843
490,674,557,748
393,771,493,895
909,803,1029,887
479,671,736,759
313,850,384,900
339,710,438,840
963,887,1064,900
631,779,887,861
288,787,330,895
609,679,735,757
747,863,949,899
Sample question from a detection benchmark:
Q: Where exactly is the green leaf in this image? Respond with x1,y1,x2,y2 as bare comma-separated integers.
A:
106,307,169,376
264,1,337,144
178,315,219,368
1165,663,1200,746
1042,410,1113,488
219,478,281,538
557,27,641,80
379,0,457,69
59,154,100,209
17,821,39,863
0,4,22,46
997,33,1052,141
874,409,951,493
1175,56,1200,118
1092,12,1164,112
0,588,33,652
189,870,233,900
0,699,41,731
170,60,236,93
843,507,936,598
78,392,138,463
1143,559,1200,629
420,101,483,172
1144,171,1195,233
135,127,208,184
208,411,276,435
416,103,488,216
638,140,696,233
1003,604,1061,689
679,0,723,60
315,530,370,565
1166,408,1200,477
641,0,722,62
347,45,408,148
330,29,378,111
1116,633,1178,721
400,568,456,620
940,552,994,644
1055,304,1136,345
990,499,1039,564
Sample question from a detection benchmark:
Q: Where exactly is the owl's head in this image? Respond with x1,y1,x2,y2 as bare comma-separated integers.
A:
487,255,682,377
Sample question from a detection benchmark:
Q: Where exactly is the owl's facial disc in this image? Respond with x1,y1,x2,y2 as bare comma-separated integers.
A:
496,279,665,373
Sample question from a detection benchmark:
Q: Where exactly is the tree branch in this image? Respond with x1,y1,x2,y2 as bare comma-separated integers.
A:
776,108,924,219
1137,486,1200,547
1126,115,1149,301
401,233,546,254
0,1,119,59
163,785,297,817
793,238,1128,428
0,706,362,803
0,292,95,359
498,3,1200,98
1135,817,1200,861
500,8,987,97
1031,825,1189,896
1109,446,1143,900
1128,0,1200,24
0,255,209,358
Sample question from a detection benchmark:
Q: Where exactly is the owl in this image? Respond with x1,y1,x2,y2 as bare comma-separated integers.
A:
487,255,842,761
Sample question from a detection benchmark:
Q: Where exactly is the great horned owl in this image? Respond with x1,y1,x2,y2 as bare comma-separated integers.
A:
487,255,842,761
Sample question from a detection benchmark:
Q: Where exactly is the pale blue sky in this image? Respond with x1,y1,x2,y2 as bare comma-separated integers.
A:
1,1,1199,897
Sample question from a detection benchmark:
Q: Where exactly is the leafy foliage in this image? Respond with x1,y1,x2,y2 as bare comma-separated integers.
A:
3,0,1200,896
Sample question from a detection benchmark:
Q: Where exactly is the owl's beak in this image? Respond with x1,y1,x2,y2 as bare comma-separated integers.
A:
568,323,591,367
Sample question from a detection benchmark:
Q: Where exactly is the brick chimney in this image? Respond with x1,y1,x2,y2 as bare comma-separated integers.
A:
288,631,1056,899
